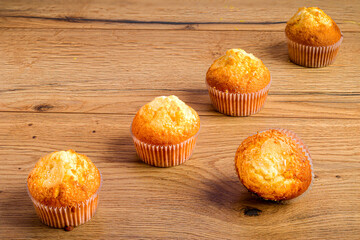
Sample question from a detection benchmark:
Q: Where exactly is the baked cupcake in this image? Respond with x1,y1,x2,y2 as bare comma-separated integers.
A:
235,129,313,201
27,150,102,228
285,7,343,67
206,49,271,116
131,95,200,167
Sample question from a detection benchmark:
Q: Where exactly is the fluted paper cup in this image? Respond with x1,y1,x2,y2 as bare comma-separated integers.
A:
131,128,200,167
286,35,343,68
27,174,102,229
206,79,271,116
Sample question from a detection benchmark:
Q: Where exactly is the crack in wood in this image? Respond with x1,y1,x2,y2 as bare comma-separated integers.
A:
3,15,287,25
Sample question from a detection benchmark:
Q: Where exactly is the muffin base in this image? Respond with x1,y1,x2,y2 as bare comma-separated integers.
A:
206,79,271,117
286,35,343,68
131,128,200,167
27,174,102,229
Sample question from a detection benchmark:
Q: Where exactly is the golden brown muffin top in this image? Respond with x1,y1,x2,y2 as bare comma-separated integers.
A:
285,7,342,46
235,130,312,201
27,150,101,208
206,49,271,94
132,95,200,145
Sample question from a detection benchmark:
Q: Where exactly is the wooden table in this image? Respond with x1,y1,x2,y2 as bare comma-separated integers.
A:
1,1,359,239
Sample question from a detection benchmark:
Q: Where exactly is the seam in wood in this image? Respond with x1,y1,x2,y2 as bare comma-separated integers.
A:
1,15,287,25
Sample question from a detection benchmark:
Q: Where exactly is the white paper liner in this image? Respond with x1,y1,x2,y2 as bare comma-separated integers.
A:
206,79,271,116
27,173,102,228
131,127,200,167
286,35,343,68
239,129,313,203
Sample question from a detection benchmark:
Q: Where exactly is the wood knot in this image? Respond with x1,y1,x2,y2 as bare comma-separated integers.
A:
210,50,221,58
33,104,54,112
32,136,37,139
336,175,341,178
243,207,262,216
184,24,196,30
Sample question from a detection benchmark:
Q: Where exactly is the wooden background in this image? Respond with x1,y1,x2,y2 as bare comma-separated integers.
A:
0,0,359,239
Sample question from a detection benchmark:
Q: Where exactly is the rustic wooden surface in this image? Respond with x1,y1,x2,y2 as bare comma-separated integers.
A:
0,0,359,239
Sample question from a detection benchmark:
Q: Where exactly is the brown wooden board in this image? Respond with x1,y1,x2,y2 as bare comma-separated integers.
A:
0,0,359,239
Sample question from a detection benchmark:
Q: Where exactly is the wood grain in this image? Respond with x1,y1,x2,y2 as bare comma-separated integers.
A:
0,0,359,239
0,113,359,239
1,29,358,93
0,0,359,31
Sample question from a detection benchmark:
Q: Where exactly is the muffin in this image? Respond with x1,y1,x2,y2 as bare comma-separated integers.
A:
27,150,102,228
235,129,313,201
285,7,343,67
206,49,271,116
131,95,200,167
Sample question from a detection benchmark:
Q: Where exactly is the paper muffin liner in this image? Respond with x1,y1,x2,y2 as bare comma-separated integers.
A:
286,35,343,68
131,127,200,167
241,129,314,203
206,79,271,117
27,173,102,229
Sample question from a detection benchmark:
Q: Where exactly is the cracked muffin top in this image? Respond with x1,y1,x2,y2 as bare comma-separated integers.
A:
206,49,271,94
27,150,101,208
131,95,200,145
235,129,312,201
285,7,342,46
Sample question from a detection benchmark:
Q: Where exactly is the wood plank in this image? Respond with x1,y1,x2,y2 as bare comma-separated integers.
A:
0,0,359,31
1,29,359,117
1,29,357,93
1,0,359,238
1,90,360,119
1,113,359,166
0,112,359,239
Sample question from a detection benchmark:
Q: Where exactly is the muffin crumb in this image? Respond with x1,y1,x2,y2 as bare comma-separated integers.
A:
64,226,74,231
